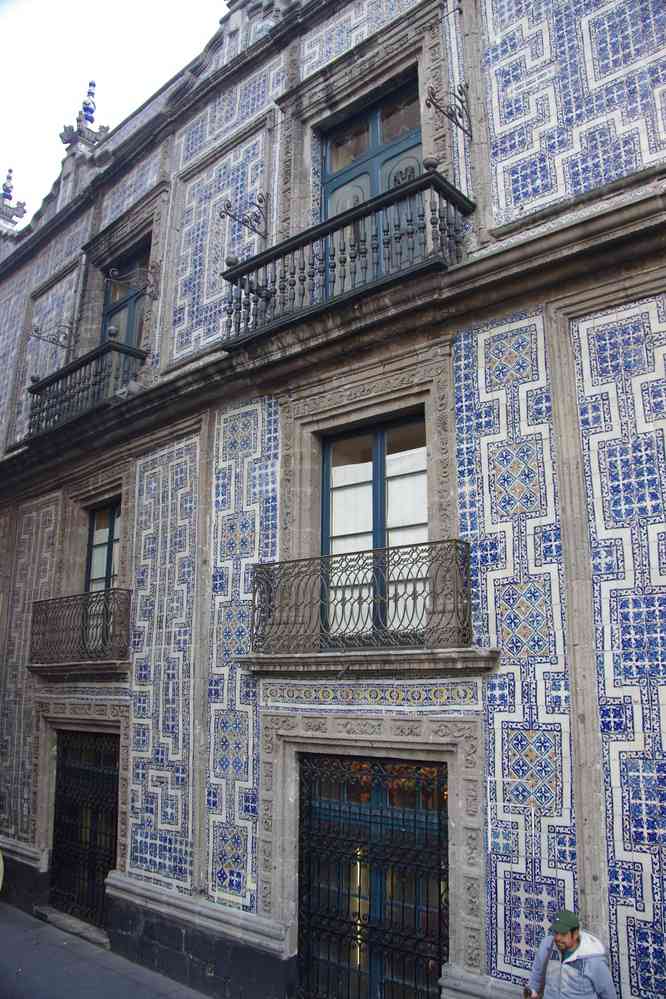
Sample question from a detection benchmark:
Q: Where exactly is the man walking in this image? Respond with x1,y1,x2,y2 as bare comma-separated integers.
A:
526,909,617,999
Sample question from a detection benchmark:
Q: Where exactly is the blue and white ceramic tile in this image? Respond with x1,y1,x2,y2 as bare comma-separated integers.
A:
207,399,279,910
454,308,576,984
128,437,199,889
481,0,666,225
571,295,666,999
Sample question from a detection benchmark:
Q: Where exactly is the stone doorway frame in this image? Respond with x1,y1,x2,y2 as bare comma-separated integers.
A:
256,711,485,980
32,699,130,873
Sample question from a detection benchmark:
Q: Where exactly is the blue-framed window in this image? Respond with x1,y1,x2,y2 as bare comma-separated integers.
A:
322,83,422,221
322,416,427,557
102,244,150,347
321,418,428,643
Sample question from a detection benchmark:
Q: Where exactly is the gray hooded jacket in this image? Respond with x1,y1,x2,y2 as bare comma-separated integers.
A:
528,930,617,999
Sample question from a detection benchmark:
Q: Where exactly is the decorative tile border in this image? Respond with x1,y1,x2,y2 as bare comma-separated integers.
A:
570,294,666,999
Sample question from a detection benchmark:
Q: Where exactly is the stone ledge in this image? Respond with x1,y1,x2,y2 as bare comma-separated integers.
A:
28,660,130,682
242,646,499,677
106,871,290,958
0,835,49,872
34,904,110,949
439,965,523,999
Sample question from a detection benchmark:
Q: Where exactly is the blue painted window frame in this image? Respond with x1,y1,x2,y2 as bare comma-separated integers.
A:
321,82,422,221
321,414,426,556
101,245,150,347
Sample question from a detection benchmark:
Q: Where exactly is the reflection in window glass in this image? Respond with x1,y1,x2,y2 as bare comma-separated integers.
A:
330,119,370,172
381,90,420,144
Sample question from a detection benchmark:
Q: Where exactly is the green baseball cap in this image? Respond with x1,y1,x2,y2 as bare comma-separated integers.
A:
551,910,579,933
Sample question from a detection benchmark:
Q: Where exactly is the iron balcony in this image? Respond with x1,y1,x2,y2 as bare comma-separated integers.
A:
29,588,132,679
27,337,147,438
250,539,473,655
222,165,475,344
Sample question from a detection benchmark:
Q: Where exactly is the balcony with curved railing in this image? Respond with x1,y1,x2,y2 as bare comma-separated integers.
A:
243,539,498,677
29,589,132,680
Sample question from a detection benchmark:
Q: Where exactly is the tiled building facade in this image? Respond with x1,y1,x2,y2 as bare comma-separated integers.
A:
0,2,664,998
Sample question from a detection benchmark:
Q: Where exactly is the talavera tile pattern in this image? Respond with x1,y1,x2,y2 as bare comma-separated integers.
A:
481,0,666,225
0,496,61,843
571,295,666,999
173,132,267,360
454,309,575,984
300,0,422,80
12,267,79,443
128,438,199,888
207,399,279,910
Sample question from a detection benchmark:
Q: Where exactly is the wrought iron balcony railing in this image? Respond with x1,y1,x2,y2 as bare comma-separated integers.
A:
27,338,147,438
30,589,131,666
222,166,475,343
250,540,472,655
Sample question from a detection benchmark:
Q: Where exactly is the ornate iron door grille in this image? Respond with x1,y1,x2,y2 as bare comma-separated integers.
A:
298,755,449,999
50,731,119,926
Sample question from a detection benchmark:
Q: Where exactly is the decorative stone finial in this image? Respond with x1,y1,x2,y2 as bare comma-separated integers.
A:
82,81,96,126
61,79,109,148
2,168,13,202
0,168,26,227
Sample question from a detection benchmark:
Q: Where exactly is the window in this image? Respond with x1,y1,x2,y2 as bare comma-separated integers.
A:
85,502,121,592
323,84,422,220
102,244,150,347
321,418,428,644
322,417,427,556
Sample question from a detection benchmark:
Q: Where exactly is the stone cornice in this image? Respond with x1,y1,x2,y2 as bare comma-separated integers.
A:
0,182,664,498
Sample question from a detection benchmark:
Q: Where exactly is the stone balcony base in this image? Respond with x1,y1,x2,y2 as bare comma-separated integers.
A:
242,646,499,677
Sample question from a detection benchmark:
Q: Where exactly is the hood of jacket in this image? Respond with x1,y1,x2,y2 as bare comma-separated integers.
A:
563,930,607,963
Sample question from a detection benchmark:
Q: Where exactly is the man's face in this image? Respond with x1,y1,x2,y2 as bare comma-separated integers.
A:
553,928,579,952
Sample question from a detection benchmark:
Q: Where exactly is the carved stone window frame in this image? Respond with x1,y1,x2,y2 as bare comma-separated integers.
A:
79,181,168,380
276,0,453,240
257,710,485,980
279,340,455,564
31,699,130,873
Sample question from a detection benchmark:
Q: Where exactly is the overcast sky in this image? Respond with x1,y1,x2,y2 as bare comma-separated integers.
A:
0,0,228,227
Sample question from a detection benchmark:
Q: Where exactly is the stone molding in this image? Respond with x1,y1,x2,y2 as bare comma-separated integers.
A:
256,709,486,978
28,660,131,682
243,646,499,676
105,870,289,957
0,833,48,872
31,699,130,869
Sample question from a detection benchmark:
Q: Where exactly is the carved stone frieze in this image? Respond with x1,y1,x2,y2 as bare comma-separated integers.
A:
463,778,481,817
463,827,481,868
464,927,482,971
390,719,423,738
256,709,485,974
463,876,481,917
334,718,383,737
